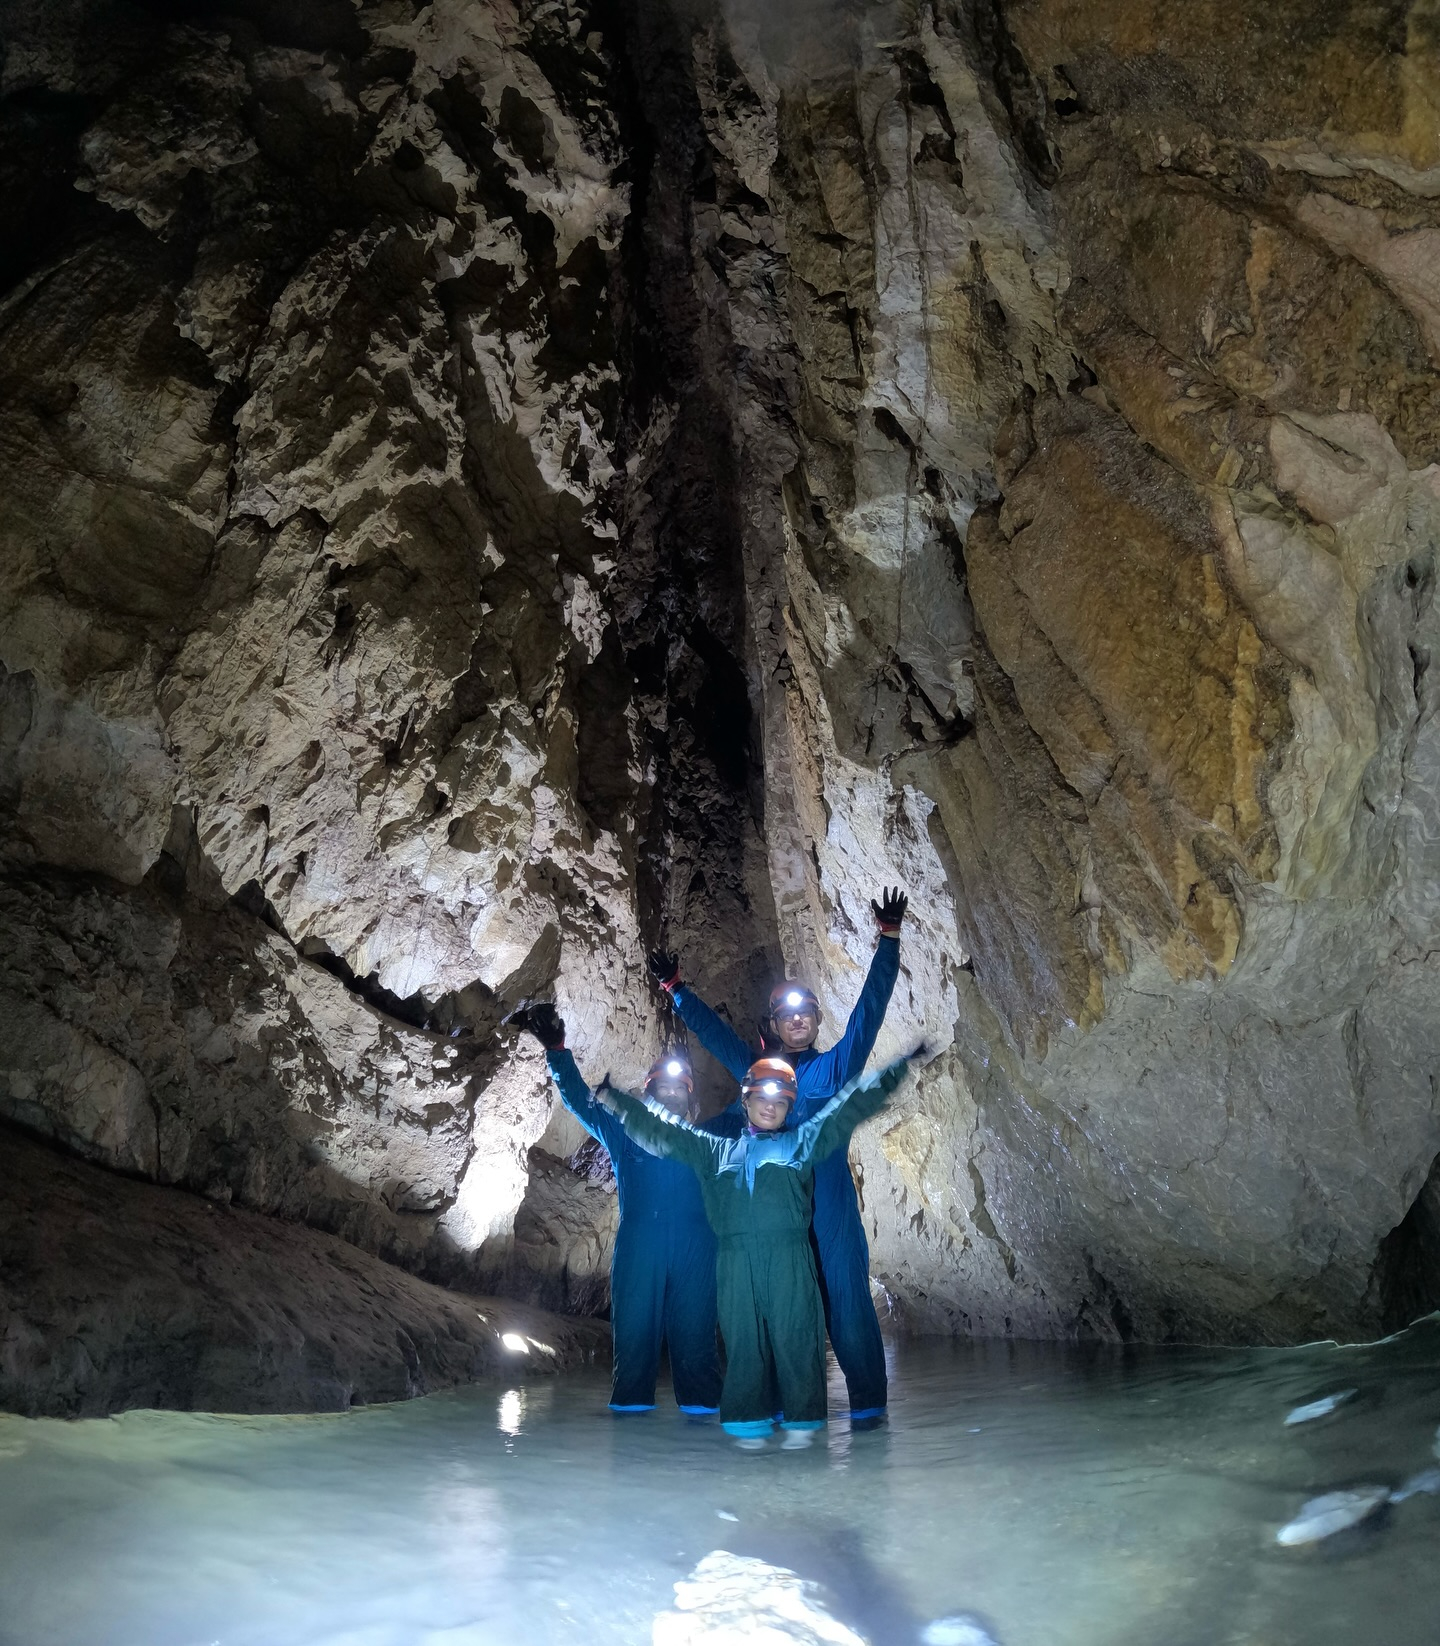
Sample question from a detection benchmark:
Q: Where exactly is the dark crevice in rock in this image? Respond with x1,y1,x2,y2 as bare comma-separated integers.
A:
1374,1150,1440,1335
967,1156,1016,1282
297,936,439,1035
601,0,781,1052
953,0,1059,188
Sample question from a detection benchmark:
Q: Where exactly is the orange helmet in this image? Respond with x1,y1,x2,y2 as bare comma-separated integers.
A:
645,1048,693,1093
740,1056,798,1107
769,981,819,1018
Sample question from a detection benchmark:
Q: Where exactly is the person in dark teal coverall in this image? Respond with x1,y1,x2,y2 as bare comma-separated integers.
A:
595,1048,921,1446
648,887,907,1423
510,1004,720,1416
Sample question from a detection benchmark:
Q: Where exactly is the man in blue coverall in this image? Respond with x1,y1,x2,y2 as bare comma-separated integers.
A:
647,886,908,1424
509,1003,721,1416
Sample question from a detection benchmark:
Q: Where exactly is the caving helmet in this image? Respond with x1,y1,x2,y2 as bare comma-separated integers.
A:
645,1047,694,1095
739,1056,798,1109
768,981,820,1020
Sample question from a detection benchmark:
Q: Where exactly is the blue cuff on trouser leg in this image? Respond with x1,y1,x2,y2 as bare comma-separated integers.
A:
609,1403,656,1413
847,1406,886,1421
679,1405,719,1415
779,1419,825,1432
722,1418,775,1438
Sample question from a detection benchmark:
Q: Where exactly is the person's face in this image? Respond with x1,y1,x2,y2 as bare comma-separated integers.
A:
771,1001,819,1051
648,1076,693,1117
743,1090,793,1132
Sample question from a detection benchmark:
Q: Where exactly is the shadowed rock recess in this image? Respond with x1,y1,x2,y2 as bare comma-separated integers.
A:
1,0,1438,1410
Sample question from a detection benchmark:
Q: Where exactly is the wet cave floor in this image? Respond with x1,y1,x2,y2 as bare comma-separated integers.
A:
2,1322,1438,1646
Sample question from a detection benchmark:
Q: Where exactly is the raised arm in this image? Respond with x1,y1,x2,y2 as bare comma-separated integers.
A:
509,1004,624,1155
594,1080,717,1173
649,947,753,1081
544,1048,618,1149
793,928,902,1109
797,1048,922,1164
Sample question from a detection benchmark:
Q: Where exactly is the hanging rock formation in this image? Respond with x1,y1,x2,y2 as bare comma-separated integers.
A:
2,0,1438,1405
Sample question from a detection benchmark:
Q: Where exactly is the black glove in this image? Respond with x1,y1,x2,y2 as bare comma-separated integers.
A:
648,947,681,990
508,1001,566,1049
757,1016,783,1055
872,886,908,934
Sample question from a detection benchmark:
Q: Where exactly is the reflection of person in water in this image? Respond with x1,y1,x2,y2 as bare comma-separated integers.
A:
509,1004,719,1417
649,887,909,1424
596,1047,922,1447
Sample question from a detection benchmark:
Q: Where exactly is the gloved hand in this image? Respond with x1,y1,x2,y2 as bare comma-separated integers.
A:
757,1016,783,1055
508,1001,566,1049
871,886,908,937
648,947,681,991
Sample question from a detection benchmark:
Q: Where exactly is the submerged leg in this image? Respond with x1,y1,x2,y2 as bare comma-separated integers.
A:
608,1231,665,1411
765,1236,830,1430
663,1232,721,1414
813,1157,888,1416
716,1245,775,1437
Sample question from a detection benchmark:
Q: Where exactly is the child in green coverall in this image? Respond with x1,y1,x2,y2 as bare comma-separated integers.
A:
596,1047,922,1448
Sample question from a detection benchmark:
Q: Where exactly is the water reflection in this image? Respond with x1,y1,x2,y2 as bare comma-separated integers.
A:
0,1321,1436,1646
497,1389,524,1438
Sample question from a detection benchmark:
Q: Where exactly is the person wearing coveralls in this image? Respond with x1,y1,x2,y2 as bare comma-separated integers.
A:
509,1003,721,1417
648,887,908,1422
594,1048,921,1446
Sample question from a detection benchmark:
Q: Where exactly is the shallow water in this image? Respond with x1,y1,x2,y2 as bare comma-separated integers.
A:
2,1321,1438,1646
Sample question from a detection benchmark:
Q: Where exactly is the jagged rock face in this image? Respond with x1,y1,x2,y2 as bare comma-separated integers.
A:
731,0,1440,1340
1,0,1437,1359
0,0,775,1323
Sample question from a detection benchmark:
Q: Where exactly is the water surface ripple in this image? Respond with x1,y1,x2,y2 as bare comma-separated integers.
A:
2,1321,1438,1646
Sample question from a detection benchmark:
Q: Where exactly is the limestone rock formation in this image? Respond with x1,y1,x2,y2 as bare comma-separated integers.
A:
0,1126,606,1417
2,0,1438,1391
710,0,1440,1342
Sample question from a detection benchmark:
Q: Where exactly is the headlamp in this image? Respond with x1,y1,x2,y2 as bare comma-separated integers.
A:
785,991,804,1008
763,1082,779,1095
665,1060,682,1077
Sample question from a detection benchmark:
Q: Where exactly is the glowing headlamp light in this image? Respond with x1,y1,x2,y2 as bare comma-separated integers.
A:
785,991,804,1008
665,1060,683,1077
763,1082,779,1095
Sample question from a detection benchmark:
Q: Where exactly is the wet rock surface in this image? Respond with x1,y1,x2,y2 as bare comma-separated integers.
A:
1,0,1438,1392
0,1125,607,1417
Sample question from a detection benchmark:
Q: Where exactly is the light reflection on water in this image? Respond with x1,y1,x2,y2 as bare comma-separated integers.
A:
1,1322,1438,1646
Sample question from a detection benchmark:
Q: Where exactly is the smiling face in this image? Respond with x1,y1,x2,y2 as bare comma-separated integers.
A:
771,1001,820,1051
742,1088,793,1131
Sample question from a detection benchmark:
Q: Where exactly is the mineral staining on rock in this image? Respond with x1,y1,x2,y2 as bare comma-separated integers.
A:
2,0,1439,1386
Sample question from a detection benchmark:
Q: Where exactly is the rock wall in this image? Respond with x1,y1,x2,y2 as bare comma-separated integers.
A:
721,0,1440,1340
2,0,1437,1358
0,0,776,1326
0,1124,606,1416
